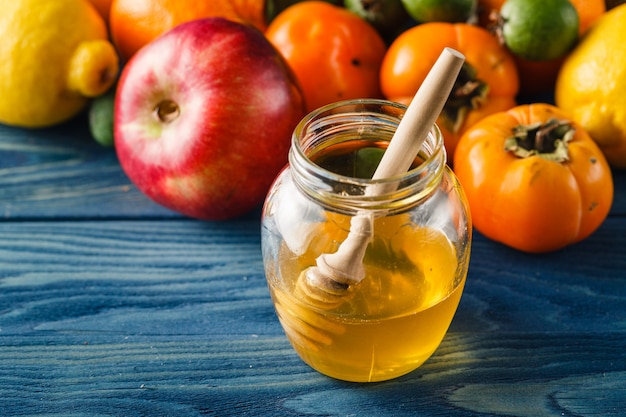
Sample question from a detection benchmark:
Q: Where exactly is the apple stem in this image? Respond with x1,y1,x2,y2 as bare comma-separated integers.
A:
154,99,180,123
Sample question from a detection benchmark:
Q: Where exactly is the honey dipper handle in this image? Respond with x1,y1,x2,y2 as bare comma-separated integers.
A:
372,48,465,183
318,48,465,284
308,48,465,289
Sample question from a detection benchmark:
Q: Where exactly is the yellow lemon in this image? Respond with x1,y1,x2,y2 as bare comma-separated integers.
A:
555,3,626,169
0,0,119,128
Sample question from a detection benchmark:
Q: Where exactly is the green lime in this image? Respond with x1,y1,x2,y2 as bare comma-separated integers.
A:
344,0,410,37
400,0,476,23
88,87,116,147
500,0,579,61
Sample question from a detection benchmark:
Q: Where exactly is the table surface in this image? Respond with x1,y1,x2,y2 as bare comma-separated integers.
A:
1,113,625,417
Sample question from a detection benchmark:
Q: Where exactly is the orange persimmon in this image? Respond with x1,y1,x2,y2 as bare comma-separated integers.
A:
380,22,519,160
109,0,267,61
453,103,613,253
265,1,386,114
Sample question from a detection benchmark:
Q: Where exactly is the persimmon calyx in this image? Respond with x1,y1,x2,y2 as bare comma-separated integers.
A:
504,118,574,162
440,63,489,134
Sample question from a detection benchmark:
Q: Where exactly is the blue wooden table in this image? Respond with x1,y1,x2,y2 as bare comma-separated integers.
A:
1,113,625,416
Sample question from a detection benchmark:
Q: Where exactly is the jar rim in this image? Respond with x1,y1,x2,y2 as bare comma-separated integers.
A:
291,99,446,180
289,99,446,212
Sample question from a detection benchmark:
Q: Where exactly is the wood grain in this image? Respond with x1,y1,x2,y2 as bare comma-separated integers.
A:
0,116,179,219
1,334,624,416
1,218,624,415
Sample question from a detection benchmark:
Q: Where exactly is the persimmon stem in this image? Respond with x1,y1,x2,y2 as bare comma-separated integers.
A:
440,63,489,134
488,10,505,44
504,118,574,162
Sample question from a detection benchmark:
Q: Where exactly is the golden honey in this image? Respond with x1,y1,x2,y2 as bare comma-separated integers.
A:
267,216,466,382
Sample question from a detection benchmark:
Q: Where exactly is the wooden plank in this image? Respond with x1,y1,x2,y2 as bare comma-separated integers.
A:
0,115,179,219
0,334,624,416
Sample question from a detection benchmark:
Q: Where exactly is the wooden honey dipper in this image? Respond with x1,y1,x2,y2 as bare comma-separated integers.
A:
294,48,465,309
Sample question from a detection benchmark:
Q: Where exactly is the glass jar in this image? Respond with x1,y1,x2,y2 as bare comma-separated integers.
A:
261,99,472,383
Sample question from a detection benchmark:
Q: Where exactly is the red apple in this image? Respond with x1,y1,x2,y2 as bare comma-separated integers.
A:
114,17,306,220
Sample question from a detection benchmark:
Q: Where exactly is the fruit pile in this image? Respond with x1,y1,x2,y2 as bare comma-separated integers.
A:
0,0,623,253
